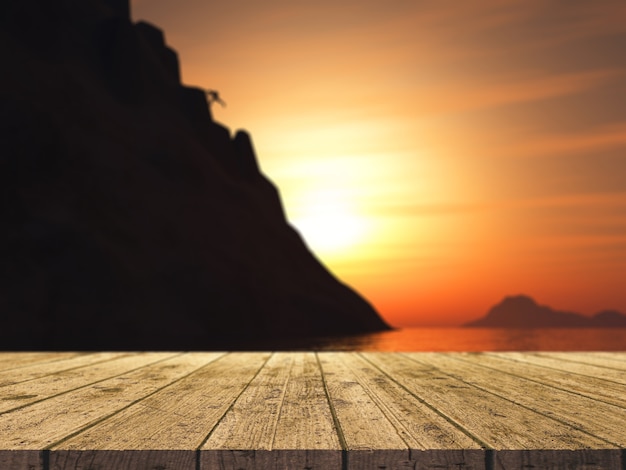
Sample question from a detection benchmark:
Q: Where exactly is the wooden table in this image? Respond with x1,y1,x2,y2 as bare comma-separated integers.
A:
0,352,624,469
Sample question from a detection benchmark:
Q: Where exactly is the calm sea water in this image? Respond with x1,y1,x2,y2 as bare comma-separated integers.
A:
302,327,626,351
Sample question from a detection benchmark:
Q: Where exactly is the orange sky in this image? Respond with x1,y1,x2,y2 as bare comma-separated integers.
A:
131,0,626,327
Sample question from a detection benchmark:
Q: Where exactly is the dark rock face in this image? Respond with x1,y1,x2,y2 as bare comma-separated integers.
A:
0,0,389,350
465,295,626,328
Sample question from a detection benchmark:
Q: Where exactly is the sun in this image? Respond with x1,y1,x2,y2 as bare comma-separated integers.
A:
289,189,369,256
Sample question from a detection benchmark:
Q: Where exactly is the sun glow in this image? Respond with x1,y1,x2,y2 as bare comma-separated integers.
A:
290,188,370,256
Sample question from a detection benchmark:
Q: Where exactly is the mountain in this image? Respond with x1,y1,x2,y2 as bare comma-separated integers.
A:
0,0,389,350
465,295,626,328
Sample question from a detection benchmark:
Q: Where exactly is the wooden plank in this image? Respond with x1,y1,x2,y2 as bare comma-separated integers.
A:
459,352,626,408
50,450,193,470
489,352,626,384
493,449,623,470
203,352,341,470
0,352,213,451
0,352,127,387
202,353,293,450
51,352,265,470
364,353,621,469
338,353,485,469
535,352,626,370
580,352,626,362
416,352,626,446
0,351,623,470
317,352,410,470
0,450,41,470
0,353,81,372
0,352,179,413
268,352,340,468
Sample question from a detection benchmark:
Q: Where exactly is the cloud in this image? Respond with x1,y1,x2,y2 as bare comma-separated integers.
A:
399,0,626,48
408,68,624,116
368,202,486,218
496,122,626,158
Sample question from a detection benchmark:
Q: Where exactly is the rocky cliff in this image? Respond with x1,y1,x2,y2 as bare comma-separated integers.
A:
0,0,389,350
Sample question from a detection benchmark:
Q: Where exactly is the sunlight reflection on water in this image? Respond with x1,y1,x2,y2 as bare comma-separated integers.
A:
305,328,626,351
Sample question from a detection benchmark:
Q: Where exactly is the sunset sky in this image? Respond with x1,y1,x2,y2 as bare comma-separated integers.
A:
131,0,626,327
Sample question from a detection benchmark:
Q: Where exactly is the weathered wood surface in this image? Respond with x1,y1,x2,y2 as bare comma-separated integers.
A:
0,352,624,470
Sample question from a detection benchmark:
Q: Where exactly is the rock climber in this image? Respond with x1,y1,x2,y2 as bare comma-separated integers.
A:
205,89,226,107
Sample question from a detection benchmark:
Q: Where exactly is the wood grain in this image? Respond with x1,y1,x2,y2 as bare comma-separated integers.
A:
0,450,41,470
535,351,626,370
489,351,626,384
0,352,623,470
415,353,626,446
0,353,205,449
318,352,410,469
0,352,178,414
462,352,626,408
52,353,265,470
0,353,81,372
365,352,622,468
0,353,127,389
339,352,485,469
202,352,341,470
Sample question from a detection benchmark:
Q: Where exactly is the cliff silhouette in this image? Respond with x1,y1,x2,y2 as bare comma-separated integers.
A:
465,295,626,328
0,0,389,350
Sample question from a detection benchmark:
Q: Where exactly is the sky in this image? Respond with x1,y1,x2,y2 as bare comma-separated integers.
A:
130,0,626,327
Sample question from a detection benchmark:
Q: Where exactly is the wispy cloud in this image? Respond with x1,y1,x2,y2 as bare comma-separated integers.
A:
499,122,626,158
408,69,624,116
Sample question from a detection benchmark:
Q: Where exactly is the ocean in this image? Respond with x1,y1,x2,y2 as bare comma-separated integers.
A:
305,327,626,351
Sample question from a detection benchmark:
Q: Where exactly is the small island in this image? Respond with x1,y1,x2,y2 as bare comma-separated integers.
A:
465,294,626,328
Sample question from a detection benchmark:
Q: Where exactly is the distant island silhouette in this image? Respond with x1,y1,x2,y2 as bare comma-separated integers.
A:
465,295,626,328
0,0,389,350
